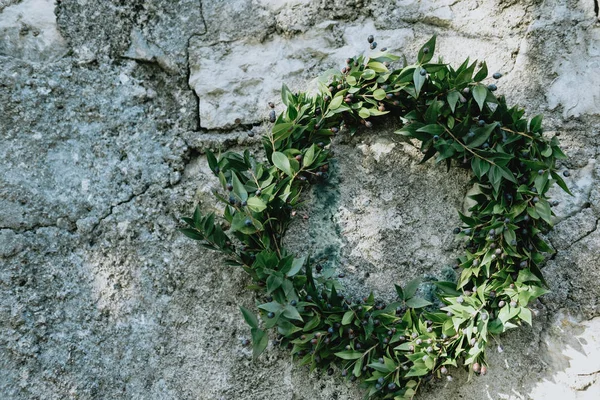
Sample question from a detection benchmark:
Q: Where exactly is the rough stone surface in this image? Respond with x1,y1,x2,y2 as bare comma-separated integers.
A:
1,1,600,400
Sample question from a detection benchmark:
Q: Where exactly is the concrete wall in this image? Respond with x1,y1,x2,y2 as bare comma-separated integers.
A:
1,1,599,399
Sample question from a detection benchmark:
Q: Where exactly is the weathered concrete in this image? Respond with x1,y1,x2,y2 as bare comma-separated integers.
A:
1,1,599,399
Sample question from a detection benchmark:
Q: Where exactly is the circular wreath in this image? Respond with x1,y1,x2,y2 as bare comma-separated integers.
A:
181,36,571,399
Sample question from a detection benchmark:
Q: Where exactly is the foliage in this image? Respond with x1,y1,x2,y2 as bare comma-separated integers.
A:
181,36,569,399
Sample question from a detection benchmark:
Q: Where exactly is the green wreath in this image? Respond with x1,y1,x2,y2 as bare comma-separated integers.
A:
181,36,571,399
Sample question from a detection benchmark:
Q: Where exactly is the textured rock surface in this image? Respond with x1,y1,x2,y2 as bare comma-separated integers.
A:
1,1,600,399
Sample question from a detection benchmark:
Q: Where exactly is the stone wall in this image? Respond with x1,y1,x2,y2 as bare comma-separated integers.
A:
1,1,599,399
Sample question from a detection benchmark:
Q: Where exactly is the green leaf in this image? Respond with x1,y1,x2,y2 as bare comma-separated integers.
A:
258,302,284,313
231,172,248,202
342,310,354,325
335,351,364,360
281,83,293,106
179,228,203,240
416,124,444,135
283,305,303,321
405,297,432,308
418,35,436,64
251,328,269,360
405,366,429,377
303,145,316,168
247,196,267,213
373,88,387,101
404,278,421,300
272,152,293,176
473,85,488,111
536,200,552,224
272,122,294,142
467,122,497,148
368,362,394,373
367,61,389,73
519,307,533,325
329,94,344,111
240,306,259,329
471,157,491,180
551,171,573,196
529,115,543,133
286,257,305,277
266,274,283,294
395,284,404,300
359,107,370,119
206,149,218,173
447,91,459,114
346,75,357,86
413,67,426,98
473,61,488,82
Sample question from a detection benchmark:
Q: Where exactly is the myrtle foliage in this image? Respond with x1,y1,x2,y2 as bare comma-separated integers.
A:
181,36,569,399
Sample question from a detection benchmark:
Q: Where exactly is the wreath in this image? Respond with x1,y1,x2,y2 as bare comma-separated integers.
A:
181,36,571,399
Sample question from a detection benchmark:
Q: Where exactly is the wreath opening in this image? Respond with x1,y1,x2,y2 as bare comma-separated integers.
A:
181,35,571,399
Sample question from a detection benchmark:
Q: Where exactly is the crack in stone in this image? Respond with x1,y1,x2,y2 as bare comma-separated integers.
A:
562,217,599,250
0,222,67,234
90,184,152,234
185,0,208,132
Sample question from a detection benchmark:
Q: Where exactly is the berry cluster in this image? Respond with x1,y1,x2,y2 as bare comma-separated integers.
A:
181,35,570,399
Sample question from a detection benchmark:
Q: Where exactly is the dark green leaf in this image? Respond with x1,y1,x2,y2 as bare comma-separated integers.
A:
473,85,487,111
179,228,203,240
418,35,436,64
335,351,364,360
240,306,259,329
404,278,421,300
231,172,248,201
417,124,445,135
473,61,488,82
405,297,432,308
272,152,293,176
447,91,459,114
251,328,269,360
413,67,426,98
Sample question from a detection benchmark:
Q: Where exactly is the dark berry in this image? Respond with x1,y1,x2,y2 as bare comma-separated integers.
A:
244,218,252,227
453,227,461,234
487,84,497,91
388,383,396,390
563,170,571,177
420,68,427,76
255,189,261,196
247,131,255,137
226,183,233,191
533,196,539,203
290,300,297,306
268,102,275,108
493,72,502,79
269,110,276,123
423,47,430,54
478,119,485,126
267,312,275,318
538,169,544,175
370,42,377,50
367,35,374,43
327,368,334,376
433,135,439,141
365,121,373,128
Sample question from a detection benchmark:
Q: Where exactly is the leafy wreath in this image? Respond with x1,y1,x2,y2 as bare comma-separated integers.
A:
181,36,571,399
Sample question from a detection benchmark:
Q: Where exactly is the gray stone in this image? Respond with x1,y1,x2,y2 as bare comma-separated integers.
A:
1,0,600,399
